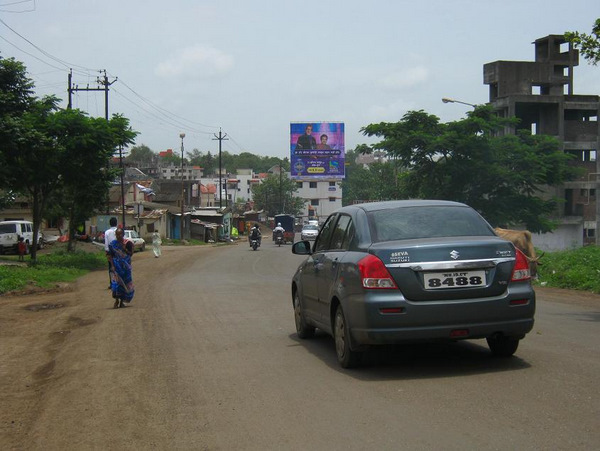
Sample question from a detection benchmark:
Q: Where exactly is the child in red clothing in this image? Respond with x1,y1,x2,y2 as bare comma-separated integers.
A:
17,236,26,261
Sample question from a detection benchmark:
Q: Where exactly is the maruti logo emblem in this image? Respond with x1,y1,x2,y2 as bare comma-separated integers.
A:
450,250,460,260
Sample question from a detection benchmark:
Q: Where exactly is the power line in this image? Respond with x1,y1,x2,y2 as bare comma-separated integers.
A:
0,0,35,13
1,18,258,155
111,87,214,136
0,18,95,73
0,35,64,71
114,77,219,131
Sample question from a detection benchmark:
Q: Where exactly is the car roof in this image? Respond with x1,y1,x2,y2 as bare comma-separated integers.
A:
337,199,467,214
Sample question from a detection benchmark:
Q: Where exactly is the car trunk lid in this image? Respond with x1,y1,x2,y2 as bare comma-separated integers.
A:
368,236,516,301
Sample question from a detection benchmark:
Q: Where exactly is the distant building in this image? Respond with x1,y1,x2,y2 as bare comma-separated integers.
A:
484,34,599,249
294,178,342,223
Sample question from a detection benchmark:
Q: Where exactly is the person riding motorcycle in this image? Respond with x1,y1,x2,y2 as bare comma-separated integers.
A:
273,222,285,244
274,222,285,236
250,224,261,247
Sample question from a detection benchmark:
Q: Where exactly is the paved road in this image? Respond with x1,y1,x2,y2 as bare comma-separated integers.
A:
1,239,599,449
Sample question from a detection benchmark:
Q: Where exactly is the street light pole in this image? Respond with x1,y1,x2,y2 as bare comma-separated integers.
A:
441,97,477,108
180,132,185,240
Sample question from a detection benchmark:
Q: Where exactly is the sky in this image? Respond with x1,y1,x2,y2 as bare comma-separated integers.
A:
1,0,599,160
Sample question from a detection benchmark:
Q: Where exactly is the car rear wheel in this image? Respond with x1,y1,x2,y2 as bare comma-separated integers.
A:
334,305,361,368
487,335,520,357
294,291,315,339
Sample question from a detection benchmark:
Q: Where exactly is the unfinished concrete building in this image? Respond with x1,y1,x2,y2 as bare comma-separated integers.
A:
484,35,600,249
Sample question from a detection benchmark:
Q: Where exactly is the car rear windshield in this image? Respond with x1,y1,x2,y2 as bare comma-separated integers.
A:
0,224,17,234
303,225,318,231
368,206,495,242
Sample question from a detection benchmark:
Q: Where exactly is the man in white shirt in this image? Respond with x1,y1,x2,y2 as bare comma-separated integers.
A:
104,217,118,289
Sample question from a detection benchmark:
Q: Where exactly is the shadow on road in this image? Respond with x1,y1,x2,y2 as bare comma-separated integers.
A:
288,331,532,380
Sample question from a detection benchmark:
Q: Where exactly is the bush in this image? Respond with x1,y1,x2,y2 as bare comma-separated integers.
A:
536,245,600,293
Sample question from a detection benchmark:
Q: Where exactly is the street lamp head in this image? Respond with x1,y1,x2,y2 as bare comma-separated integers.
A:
180,132,186,139
441,97,477,108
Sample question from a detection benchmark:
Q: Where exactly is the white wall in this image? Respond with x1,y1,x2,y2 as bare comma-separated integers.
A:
532,223,583,251
294,178,343,222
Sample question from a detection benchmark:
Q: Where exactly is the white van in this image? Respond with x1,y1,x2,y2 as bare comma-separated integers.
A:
0,220,44,254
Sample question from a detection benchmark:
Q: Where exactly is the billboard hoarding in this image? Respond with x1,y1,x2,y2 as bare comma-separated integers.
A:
290,122,345,179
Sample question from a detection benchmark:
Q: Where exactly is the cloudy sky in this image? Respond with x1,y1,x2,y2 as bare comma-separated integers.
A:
1,0,598,159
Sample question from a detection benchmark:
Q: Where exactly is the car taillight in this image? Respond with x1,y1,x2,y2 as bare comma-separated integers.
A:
511,249,531,282
358,254,397,289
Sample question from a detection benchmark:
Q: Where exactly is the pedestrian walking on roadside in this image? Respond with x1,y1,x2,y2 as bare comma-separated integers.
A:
104,217,118,289
152,231,162,258
108,227,135,309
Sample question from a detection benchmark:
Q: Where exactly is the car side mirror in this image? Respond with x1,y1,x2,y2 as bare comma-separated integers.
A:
292,240,312,255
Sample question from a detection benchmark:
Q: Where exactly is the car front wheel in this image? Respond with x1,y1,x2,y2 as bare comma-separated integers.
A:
487,335,520,357
334,305,361,368
294,291,315,339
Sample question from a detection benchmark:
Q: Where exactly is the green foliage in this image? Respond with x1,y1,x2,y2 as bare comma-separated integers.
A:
341,147,403,205
360,106,577,232
0,250,106,294
537,246,600,293
251,173,304,217
0,57,137,259
0,189,16,210
565,18,600,65
126,144,156,166
35,249,107,270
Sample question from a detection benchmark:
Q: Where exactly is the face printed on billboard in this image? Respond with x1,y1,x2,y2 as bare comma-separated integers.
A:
290,122,345,178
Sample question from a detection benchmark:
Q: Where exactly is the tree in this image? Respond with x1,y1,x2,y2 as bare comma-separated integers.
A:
361,107,579,232
159,151,183,166
251,174,304,217
341,146,404,205
0,189,16,210
48,111,137,251
0,57,137,260
126,144,156,166
565,18,600,65
0,57,61,261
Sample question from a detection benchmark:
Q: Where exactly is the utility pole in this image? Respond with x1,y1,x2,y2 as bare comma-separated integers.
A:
67,69,117,120
119,145,125,227
179,133,186,240
68,70,120,220
212,129,228,208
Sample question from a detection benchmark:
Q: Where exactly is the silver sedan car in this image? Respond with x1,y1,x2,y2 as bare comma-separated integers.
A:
291,200,536,368
300,224,319,241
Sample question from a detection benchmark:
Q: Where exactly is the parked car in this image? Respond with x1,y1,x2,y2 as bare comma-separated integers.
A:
0,220,44,254
300,224,319,241
291,200,536,368
124,230,145,252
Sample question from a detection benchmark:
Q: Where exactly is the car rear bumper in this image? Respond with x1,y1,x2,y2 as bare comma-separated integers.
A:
351,318,534,345
344,285,536,346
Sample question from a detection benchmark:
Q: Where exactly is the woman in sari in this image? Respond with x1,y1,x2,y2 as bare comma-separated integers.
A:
108,228,135,308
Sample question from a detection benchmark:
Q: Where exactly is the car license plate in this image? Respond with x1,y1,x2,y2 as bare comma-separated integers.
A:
423,270,486,290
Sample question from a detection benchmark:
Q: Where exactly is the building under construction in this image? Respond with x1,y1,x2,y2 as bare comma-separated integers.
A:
484,35,599,249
